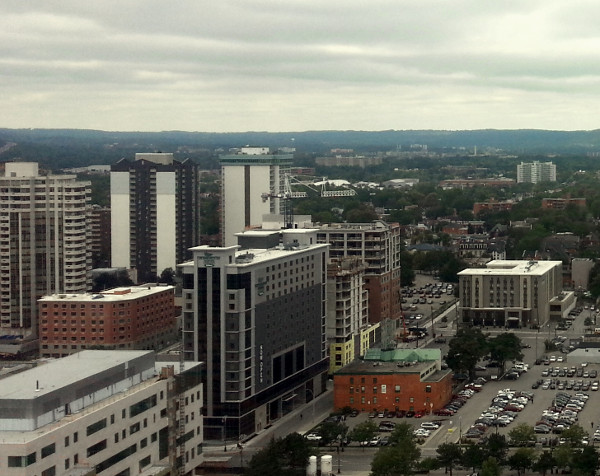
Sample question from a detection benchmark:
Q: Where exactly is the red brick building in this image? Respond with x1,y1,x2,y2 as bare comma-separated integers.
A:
541,198,586,210
333,349,453,414
39,285,178,358
473,200,514,216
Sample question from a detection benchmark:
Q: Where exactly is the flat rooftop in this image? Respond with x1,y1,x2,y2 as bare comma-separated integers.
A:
39,284,174,303
458,260,561,276
184,241,328,268
0,350,152,401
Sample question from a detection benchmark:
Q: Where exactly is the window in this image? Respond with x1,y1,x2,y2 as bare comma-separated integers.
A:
373,386,377,394
373,397,377,404
140,437,148,448
42,443,56,458
87,418,107,436
130,395,157,417
409,397,414,403
425,385,432,393
65,458,70,470
87,439,107,457
41,466,56,476
8,453,36,467
381,384,387,394
130,422,141,434
394,385,401,393
64,436,69,447
74,432,78,443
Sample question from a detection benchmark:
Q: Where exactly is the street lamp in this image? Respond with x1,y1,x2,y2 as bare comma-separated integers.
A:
337,434,342,474
222,415,228,452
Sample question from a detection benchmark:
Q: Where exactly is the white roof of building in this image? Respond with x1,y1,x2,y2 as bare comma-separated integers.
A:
39,285,174,302
0,350,152,401
458,260,561,276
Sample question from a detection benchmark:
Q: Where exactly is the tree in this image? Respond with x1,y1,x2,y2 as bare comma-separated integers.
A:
462,443,486,472
561,424,587,447
446,327,489,381
480,456,502,476
488,333,523,375
553,445,573,472
371,424,421,476
91,269,134,292
508,423,536,447
246,433,312,476
318,421,348,447
349,420,378,450
533,450,556,476
483,433,509,463
159,267,176,285
436,443,463,476
571,446,599,476
508,447,536,476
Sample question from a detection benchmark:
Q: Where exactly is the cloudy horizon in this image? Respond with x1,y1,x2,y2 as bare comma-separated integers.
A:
2,1,600,133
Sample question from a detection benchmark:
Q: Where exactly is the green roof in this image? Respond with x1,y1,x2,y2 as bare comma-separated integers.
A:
363,348,441,362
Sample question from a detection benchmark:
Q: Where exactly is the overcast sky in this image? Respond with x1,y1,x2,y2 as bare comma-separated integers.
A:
2,1,600,132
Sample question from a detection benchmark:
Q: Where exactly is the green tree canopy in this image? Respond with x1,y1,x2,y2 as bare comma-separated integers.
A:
462,443,486,472
508,423,536,447
571,446,599,476
246,432,312,476
446,327,489,380
436,443,463,476
349,420,378,451
508,447,536,476
488,332,523,374
371,423,421,476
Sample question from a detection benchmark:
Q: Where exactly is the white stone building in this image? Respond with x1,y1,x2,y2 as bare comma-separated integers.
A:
0,350,203,476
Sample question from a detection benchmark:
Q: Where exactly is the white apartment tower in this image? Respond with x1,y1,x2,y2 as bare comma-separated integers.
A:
517,161,557,183
220,148,292,247
0,162,91,336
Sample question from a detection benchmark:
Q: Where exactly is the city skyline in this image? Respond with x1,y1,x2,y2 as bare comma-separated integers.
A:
2,1,600,133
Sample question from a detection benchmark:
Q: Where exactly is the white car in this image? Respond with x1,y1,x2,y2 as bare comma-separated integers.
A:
421,422,441,430
305,433,322,441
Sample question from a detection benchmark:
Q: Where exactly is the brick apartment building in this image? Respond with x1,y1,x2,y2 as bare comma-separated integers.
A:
333,349,452,414
39,285,178,358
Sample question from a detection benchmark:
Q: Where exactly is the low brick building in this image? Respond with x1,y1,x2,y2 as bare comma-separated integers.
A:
333,348,453,414
39,285,178,358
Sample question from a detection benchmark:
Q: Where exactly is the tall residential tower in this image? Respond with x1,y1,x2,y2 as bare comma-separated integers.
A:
220,148,292,247
111,153,201,282
0,162,91,344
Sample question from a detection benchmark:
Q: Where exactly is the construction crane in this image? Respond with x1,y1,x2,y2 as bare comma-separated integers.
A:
261,174,356,228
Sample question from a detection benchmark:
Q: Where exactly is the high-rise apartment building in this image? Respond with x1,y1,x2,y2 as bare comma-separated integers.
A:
0,350,204,476
179,229,329,440
326,258,379,374
89,205,111,268
111,153,201,283
38,284,177,358
220,148,292,247
316,221,402,324
517,161,556,183
0,162,91,340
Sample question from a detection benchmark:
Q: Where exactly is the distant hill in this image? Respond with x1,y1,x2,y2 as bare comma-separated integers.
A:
1,127,600,169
